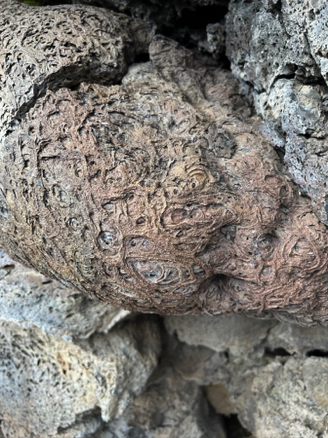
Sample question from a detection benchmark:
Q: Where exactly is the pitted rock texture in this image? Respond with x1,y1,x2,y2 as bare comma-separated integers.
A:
0,0,153,137
0,317,161,438
0,248,129,339
166,313,328,438
2,3,328,322
226,0,328,225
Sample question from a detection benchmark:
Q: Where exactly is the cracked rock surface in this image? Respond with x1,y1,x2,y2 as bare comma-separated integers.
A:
0,248,226,438
226,0,328,226
2,2,328,323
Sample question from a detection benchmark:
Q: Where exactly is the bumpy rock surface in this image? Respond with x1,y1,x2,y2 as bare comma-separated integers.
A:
0,315,161,438
0,0,153,137
166,313,328,438
0,247,226,438
226,0,328,225
2,2,328,322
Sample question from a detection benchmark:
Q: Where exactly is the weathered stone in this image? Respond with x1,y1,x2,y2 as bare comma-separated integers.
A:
0,0,153,137
2,4,328,322
165,313,328,438
105,370,227,438
165,314,276,356
231,357,328,438
0,248,129,340
226,0,328,225
0,317,161,438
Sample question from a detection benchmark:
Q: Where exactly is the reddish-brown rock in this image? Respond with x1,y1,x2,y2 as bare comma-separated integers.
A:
1,2,328,323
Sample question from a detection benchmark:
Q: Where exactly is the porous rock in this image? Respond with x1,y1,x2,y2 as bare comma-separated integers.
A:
0,0,153,137
233,357,328,438
2,4,328,323
0,316,161,438
165,314,276,356
0,248,129,339
165,313,328,438
226,0,328,225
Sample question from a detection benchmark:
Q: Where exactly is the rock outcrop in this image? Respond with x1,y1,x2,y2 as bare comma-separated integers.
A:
0,248,227,438
2,1,328,323
3,1,328,437
226,0,328,227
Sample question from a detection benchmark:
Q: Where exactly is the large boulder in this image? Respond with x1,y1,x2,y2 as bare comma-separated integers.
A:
1,3,328,322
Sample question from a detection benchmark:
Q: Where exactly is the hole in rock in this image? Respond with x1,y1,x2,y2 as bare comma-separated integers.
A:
134,52,150,63
264,347,291,357
306,349,328,358
224,414,252,438
175,4,229,30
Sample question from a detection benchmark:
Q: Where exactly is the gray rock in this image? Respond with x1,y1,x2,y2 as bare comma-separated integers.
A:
105,371,227,438
0,317,161,438
164,312,328,437
226,0,328,225
0,248,130,340
234,357,328,438
165,314,276,357
268,321,328,355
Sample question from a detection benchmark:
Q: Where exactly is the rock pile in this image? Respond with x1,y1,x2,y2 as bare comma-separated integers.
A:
2,1,328,324
2,1,328,437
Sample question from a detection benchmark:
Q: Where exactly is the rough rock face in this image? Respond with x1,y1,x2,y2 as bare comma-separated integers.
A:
0,253,160,438
0,247,226,438
2,2,328,323
166,314,328,438
0,0,153,137
0,316,161,438
226,0,328,226
0,248,129,339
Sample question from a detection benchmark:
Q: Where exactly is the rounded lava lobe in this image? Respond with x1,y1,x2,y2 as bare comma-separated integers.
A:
1,30,328,321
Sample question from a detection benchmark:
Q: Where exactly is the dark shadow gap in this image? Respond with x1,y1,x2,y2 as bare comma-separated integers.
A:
264,347,291,357
175,4,229,30
306,349,328,358
224,414,252,438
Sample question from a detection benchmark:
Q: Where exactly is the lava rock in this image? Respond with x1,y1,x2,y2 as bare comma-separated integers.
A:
0,317,161,437
226,0,328,225
2,3,328,322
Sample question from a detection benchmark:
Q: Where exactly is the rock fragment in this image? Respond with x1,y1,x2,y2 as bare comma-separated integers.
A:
226,0,328,225
0,317,161,438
